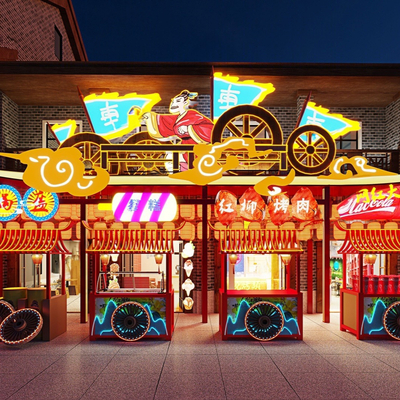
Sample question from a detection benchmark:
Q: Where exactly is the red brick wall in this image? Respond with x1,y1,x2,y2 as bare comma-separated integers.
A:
0,0,75,61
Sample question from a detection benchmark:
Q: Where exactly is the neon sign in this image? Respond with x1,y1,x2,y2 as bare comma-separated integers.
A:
338,184,400,220
213,73,275,120
0,185,21,221
99,192,178,222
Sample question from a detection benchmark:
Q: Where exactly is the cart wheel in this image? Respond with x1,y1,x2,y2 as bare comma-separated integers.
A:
111,301,150,341
122,131,169,174
211,105,283,144
0,308,43,345
287,125,336,175
383,301,400,340
245,301,284,341
59,133,111,171
0,300,14,324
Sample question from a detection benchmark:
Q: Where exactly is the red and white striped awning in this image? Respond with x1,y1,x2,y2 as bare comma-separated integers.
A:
0,222,73,254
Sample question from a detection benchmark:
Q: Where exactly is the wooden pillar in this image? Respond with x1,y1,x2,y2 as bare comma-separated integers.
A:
46,252,51,299
296,253,300,292
307,239,313,313
61,253,66,296
323,187,331,323
202,186,208,323
0,254,3,298
80,203,87,323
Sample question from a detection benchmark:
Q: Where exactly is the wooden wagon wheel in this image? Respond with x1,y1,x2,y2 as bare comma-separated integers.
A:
211,105,283,171
122,131,171,174
59,132,110,168
286,125,336,175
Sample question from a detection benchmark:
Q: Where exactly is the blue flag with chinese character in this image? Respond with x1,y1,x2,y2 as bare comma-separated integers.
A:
213,73,275,121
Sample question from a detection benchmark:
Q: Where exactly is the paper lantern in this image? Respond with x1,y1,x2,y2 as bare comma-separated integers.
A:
180,223,195,241
180,204,195,220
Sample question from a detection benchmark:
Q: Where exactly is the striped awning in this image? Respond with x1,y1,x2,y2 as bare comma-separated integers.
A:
336,223,400,253
83,221,181,253
0,222,73,254
212,226,303,254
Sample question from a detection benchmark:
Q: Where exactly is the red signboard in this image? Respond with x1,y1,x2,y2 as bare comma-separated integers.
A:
338,184,400,220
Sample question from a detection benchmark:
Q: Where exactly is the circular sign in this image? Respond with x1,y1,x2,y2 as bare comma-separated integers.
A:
23,188,59,221
0,185,21,221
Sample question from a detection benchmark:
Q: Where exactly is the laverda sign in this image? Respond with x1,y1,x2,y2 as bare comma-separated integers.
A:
338,184,400,220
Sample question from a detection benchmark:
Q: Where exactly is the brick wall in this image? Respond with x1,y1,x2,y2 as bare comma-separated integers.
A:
19,105,90,148
386,98,400,150
0,0,75,61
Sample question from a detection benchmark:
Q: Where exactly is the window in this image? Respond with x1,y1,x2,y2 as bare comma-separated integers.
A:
54,26,62,61
335,127,362,150
42,120,83,149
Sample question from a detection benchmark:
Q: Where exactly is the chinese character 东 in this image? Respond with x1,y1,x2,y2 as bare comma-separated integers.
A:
148,199,161,212
30,191,48,212
219,199,234,214
0,193,14,210
274,198,289,213
296,198,309,214
100,101,119,130
218,84,240,110
241,199,257,215
127,199,140,212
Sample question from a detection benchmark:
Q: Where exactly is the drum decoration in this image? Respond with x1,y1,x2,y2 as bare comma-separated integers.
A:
239,187,266,222
245,301,284,341
0,185,21,222
23,188,59,222
215,190,237,226
0,308,43,345
111,302,150,341
383,301,400,340
0,300,14,324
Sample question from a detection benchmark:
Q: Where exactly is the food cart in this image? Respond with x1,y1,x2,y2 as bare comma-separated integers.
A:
85,222,177,341
214,225,304,341
338,222,400,340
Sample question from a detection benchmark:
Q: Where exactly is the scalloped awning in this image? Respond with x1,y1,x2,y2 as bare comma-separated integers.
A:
213,227,303,254
83,221,181,253
0,222,72,253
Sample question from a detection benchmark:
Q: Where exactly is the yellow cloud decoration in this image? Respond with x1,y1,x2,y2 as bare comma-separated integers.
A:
169,137,271,185
0,148,110,196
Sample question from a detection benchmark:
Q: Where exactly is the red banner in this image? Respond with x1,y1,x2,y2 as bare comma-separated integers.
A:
338,184,400,220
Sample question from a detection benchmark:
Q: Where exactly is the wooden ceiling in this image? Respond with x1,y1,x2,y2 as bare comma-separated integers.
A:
1,62,400,108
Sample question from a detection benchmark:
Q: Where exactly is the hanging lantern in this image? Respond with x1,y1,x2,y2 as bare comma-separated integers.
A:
31,254,43,265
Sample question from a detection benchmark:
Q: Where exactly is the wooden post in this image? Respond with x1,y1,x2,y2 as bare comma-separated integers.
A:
202,186,208,323
323,186,331,323
307,239,313,313
61,253,66,295
80,203,87,323
46,252,51,299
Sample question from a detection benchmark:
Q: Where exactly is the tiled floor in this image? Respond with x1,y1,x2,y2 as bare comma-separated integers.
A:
1,313,400,399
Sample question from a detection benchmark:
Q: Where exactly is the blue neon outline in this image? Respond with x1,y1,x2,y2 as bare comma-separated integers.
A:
0,185,21,221
93,299,167,337
363,299,389,335
22,188,59,222
226,298,300,337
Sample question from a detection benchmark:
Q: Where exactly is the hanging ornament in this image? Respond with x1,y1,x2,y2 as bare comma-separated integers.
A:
184,260,194,277
182,278,195,296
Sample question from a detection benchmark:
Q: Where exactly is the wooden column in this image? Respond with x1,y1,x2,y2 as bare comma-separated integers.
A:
0,254,3,298
61,253,66,296
80,203,87,323
323,187,331,323
46,252,51,299
307,239,313,313
202,186,208,323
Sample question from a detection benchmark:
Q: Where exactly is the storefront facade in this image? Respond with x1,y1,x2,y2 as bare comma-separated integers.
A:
1,62,400,342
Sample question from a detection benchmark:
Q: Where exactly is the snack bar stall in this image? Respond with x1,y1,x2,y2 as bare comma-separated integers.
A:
85,221,179,341
215,225,303,341
337,185,400,340
0,216,71,343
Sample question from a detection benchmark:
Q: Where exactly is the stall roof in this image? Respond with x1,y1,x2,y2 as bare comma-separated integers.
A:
337,226,400,254
1,62,400,108
0,222,72,253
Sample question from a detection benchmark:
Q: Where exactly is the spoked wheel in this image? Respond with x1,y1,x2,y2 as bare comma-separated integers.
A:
122,132,170,174
111,301,150,341
287,125,336,175
60,133,111,170
0,308,43,345
0,300,14,324
383,301,400,340
245,301,284,341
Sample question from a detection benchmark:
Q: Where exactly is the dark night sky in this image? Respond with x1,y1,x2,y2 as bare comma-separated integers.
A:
73,1,400,63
